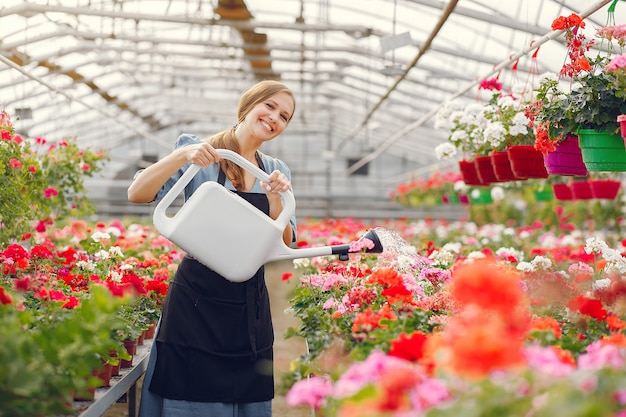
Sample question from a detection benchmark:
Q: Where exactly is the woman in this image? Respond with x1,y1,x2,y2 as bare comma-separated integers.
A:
128,80,297,417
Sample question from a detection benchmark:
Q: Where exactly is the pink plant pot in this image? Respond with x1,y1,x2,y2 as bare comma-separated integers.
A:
618,114,626,141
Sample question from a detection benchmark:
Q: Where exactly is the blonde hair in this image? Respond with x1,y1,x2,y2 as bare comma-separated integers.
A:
208,80,295,190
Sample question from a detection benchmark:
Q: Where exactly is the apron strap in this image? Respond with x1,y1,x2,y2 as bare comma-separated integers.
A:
217,152,266,187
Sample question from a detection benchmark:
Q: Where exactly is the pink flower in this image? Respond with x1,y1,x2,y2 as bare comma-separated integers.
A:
44,187,59,198
410,377,451,411
8,158,22,169
29,165,36,173
578,341,625,370
322,273,348,291
35,136,46,145
479,77,503,91
523,344,575,377
1,130,11,140
81,163,91,171
286,376,333,410
607,53,626,71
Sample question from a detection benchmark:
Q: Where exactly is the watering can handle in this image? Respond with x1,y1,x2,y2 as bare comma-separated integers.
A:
153,149,295,230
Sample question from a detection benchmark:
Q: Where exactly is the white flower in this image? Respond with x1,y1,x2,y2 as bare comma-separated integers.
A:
592,278,611,290
429,249,455,267
442,242,462,253
108,271,123,283
531,256,552,270
584,237,609,255
434,142,457,160
120,263,134,271
91,231,111,243
517,262,535,272
484,122,507,147
95,250,110,259
491,186,506,201
109,246,124,257
467,251,486,259
76,260,95,271
453,180,468,192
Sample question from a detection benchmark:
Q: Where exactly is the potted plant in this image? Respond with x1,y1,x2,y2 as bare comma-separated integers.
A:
482,88,547,180
435,101,492,186
533,15,626,172
605,51,626,140
529,73,589,176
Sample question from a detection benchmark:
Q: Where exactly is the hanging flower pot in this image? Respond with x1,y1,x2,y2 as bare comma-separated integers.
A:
619,115,626,142
543,135,588,176
459,159,488,186
490,150,523,182
589,179,622,200
474,155,498,184
506,145,549,179
570,181,593,200
578,129,626,172
552,182,573,201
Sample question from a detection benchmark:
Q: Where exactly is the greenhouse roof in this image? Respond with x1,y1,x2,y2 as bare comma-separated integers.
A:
0,0,624,179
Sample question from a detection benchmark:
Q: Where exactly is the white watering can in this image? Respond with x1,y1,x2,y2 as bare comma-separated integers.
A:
153,149,383,282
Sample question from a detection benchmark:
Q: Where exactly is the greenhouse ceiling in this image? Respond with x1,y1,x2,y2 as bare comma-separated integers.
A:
0,0,624,177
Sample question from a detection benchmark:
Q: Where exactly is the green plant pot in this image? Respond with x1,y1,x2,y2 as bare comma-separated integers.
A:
534,188,554,201
469,187,493,204
577,129,626,172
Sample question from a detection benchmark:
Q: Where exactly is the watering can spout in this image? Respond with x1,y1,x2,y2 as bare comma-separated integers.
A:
266,228,385,263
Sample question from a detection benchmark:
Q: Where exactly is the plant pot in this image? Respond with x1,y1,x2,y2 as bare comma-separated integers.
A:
506,145,549,179
469,187,493,204
121,339,138,368
534,188,554,201
552,183,573,200
543,135,588,176
490,150,523,182
619,114,626,141
144,321,157,339
459,159,488,186
109,350,120,377
570,181,593,200
96,361,112,388
578,129,626,172
589,179,622,200
475,155,498,184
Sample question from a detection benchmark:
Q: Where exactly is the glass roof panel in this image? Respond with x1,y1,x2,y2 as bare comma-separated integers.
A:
0,0,624,185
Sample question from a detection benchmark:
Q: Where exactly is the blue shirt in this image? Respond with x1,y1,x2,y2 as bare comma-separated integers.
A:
148,133,297,241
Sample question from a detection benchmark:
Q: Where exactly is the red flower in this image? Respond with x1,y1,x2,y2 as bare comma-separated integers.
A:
281,272,293,281
0,287,13,305
567,294,607,321
44,187,59,198
388,331,428,362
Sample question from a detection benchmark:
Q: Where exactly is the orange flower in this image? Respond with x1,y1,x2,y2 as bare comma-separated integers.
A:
351,304,397,333
606,315,626,331
531,316,562,339
450,259,526,315
438,306,527,378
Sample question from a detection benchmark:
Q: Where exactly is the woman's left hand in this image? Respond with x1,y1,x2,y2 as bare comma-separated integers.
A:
261,170,291,195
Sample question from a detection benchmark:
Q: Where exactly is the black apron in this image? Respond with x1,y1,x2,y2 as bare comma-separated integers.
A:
149,158,274,403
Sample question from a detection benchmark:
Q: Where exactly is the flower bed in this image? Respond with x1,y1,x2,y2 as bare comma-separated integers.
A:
282,217,626,416
0,220,181,416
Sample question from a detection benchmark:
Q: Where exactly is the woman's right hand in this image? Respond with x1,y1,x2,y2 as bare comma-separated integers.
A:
128,142,221,203
185,142,222,167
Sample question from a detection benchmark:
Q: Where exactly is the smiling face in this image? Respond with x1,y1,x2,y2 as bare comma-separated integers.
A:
243,92,295,142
